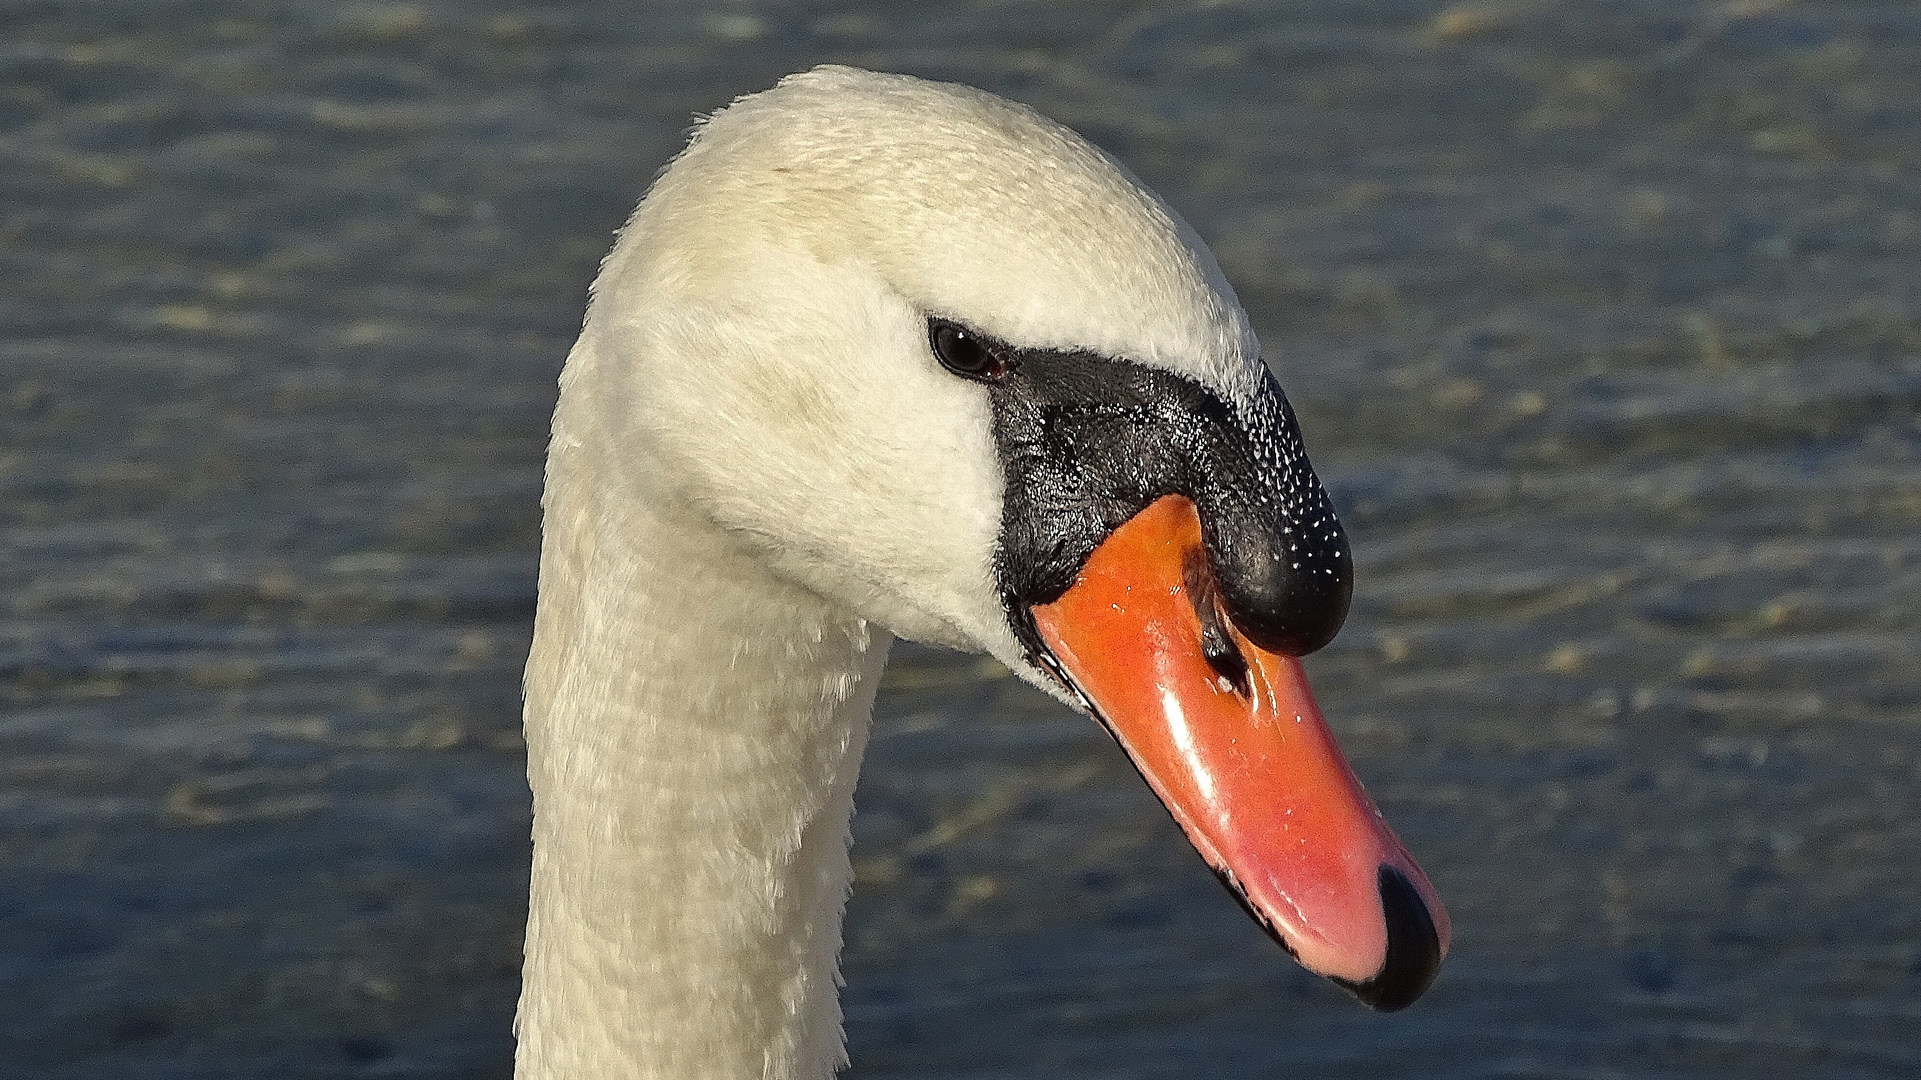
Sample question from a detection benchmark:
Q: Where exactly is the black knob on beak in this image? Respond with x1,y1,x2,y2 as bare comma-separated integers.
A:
1202,505,1352,657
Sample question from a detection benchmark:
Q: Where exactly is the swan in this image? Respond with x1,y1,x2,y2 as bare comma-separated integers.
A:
516,66,1448,1079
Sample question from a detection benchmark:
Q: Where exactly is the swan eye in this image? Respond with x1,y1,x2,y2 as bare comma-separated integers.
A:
929,318,1008,382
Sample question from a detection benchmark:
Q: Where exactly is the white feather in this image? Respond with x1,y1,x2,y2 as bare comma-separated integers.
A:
518,66,1267,1079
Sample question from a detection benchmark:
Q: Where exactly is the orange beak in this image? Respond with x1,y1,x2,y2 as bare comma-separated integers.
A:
1030,495,1448,1009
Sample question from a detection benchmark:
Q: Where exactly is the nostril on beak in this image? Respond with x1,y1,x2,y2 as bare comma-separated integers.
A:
1182,549,1251,695
1335,865,1444,1012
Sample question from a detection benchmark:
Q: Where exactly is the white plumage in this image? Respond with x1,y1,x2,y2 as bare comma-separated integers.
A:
518,67,1288,1079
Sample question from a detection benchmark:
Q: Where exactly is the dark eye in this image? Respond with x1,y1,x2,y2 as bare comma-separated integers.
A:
929,318,1008,382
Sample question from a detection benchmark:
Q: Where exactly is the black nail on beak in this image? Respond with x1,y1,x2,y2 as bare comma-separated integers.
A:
1333,865,1444,1012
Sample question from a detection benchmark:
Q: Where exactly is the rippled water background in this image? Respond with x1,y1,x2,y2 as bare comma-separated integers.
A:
5,2,1919,1077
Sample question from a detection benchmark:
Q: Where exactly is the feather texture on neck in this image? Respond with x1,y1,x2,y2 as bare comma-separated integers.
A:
517,337,891,1078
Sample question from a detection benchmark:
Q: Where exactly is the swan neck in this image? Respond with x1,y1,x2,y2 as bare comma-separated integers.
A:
516,431,889,1079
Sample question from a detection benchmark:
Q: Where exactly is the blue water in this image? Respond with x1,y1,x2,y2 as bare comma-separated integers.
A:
4,2,1919,1077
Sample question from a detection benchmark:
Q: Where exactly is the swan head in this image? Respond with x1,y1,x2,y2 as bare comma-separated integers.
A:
571,65,1447,1010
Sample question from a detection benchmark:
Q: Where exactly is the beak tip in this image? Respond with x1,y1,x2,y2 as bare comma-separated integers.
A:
1335,864,1445,1013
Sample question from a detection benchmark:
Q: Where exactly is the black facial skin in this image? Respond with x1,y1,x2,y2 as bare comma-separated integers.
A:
927,318,1353,669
